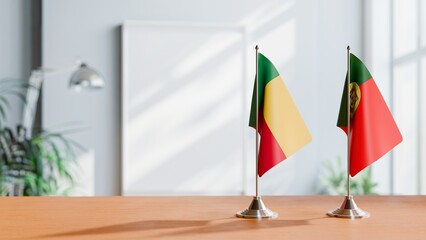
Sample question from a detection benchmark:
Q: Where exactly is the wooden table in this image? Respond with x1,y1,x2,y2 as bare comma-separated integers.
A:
1,196,426,239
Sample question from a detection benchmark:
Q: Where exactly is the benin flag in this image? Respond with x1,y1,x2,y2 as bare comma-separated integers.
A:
337,53,402,177
249,53,311,177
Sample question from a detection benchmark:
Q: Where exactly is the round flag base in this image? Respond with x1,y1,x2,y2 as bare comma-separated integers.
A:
236,196,278,219
327,195,370,219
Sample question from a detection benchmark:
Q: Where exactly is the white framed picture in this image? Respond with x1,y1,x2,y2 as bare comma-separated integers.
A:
121,21,248,195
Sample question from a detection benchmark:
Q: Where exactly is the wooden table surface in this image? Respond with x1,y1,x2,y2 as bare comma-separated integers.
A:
1,196,426,239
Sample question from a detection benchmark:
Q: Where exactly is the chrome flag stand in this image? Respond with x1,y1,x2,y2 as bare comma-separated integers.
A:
236,196,277,218
327,195,369,218
327,46,369,219
236,45,277,219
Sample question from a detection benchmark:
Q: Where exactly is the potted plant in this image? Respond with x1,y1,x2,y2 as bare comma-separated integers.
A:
0,79,81,196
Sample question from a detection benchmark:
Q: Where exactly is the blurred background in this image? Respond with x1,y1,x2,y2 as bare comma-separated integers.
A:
0,0,424,196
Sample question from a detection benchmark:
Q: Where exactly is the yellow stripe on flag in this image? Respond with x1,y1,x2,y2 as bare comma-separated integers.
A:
263,76,312,157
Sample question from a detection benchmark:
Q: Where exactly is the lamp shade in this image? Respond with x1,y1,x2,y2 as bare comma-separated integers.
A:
69,63,104,90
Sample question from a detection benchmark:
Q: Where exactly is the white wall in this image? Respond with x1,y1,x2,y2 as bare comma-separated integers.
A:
0,0,32,127
42,0,363,195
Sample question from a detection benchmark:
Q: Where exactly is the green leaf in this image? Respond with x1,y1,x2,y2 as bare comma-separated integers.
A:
24,173,37,195
0,96,11,109
0,105,6,122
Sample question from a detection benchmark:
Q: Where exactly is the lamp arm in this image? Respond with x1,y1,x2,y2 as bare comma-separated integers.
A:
21,60,80,137
22,71,43,137
36,59,82,77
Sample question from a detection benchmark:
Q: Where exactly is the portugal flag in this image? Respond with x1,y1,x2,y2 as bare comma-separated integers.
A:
249,53,311,177
337,53,402,177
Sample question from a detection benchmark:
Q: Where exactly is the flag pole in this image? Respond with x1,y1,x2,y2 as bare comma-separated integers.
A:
236,45,277,219
326,46,369,219
346,45,351,198
255,45,259,198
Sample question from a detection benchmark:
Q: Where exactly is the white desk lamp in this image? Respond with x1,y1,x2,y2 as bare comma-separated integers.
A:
22,60,104,137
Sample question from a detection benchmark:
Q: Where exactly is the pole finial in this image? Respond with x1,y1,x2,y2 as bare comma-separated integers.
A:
255,45,259,50
347,45,351,51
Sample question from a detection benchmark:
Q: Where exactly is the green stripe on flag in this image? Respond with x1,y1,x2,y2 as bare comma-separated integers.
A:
350,53,372,86
337,53,374,127
249,53,280,127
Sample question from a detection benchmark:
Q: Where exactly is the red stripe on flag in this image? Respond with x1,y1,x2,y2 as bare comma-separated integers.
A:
257,109,287,177
350,79,402,176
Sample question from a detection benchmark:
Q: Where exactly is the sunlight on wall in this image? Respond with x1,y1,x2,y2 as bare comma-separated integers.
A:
172,31,244,79
258,20,295,71
240,0,294,32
